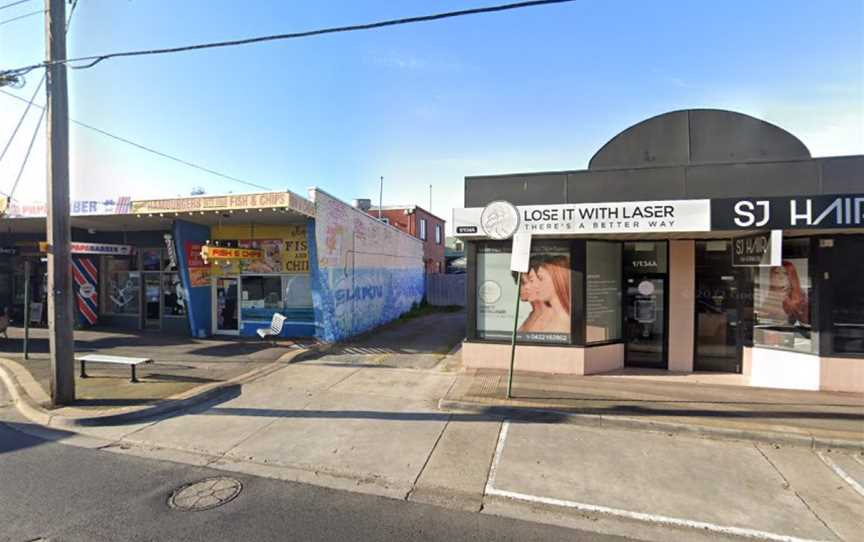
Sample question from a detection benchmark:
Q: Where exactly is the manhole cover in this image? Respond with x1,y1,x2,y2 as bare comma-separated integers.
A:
168,477,242,511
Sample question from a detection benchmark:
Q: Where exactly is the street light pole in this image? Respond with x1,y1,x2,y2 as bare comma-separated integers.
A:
45,0,75,405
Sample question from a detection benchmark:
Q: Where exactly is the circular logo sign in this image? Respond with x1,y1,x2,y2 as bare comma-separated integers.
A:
480,201,520,240
637,280,655,296
478,280,502,305
80,283,96,299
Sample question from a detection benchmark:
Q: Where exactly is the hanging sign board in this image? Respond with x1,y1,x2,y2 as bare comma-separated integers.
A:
454,199,711,237
732,230,782,267
510,232,532,273
38,242,133,255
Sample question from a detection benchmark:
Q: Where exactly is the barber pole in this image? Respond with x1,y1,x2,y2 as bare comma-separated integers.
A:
72,257,99,326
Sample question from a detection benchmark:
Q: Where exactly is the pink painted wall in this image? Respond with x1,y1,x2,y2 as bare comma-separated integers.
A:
462,341,623,375
668,240,695,372
819,356,864,393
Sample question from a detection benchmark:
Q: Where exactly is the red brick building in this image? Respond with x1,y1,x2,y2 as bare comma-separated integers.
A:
366,205,446,273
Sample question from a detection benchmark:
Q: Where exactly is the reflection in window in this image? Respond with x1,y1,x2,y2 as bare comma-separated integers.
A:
103,256,139,315
830,236,864,354
586,242,622,343
753,238,812,353
162,273,186,316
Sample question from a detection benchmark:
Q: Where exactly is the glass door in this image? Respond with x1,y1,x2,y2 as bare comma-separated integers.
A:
623,242,668,369
624,275,667,368
694,241,742,373
214,277,239,334
143,272,162,329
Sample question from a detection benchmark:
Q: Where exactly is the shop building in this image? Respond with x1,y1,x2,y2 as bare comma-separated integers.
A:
362,203,446,274
453,109,864,393
0,188,425,342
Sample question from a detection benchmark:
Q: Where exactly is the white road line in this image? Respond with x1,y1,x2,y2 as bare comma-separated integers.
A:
816,451,864,499
483,419,510,495
484,420,829,542
853,454,864,468
485,487,829,542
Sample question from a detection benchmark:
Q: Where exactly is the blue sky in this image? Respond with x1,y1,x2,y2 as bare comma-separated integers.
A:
1,0,862,231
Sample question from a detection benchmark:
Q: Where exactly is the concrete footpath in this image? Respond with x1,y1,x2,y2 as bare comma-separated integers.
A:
1,311,863,541
441,368,864,450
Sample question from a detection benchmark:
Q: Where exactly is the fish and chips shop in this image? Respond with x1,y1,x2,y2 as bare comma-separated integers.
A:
454,109,864,393
0,188,425,342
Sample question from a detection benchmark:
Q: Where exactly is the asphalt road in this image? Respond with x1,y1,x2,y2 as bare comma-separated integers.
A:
0,398,629,541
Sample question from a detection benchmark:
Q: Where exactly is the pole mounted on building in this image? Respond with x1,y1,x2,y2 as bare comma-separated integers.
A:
378,176,383,220
45,0,75,405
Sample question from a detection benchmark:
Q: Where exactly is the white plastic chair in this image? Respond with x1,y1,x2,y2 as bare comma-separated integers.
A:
257,313,286,342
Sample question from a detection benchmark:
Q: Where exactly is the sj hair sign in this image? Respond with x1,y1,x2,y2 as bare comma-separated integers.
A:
454,199,711,237
712,193,864,230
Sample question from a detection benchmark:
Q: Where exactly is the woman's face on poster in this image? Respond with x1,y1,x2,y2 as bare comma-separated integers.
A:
770,266,791,293
519,269,539,301
534,264,557,303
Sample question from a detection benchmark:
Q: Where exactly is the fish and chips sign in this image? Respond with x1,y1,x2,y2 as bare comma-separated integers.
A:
131,191,316,217
200,245,263,264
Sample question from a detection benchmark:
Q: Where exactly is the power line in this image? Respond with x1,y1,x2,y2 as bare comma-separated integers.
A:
0,89,275,192
0,0,36,11
1,0,74,186
0,0,576,78
0,7,42,26
0,75,44,165
7,96,45,201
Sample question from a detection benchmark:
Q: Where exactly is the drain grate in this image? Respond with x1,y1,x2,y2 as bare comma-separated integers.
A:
168,477,242,511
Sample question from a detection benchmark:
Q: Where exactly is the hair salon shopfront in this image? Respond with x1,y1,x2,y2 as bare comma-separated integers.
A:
454,110,864,393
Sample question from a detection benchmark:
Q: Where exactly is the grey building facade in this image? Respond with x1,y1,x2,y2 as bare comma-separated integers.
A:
454,109,864,392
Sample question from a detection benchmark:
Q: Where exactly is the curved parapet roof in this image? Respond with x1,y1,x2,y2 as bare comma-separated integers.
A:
588,109,811,170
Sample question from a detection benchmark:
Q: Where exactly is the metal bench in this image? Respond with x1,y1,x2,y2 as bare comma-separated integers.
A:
75,354,153,383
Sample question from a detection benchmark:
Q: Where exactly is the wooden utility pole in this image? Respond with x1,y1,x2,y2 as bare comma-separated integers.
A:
45,0,75,404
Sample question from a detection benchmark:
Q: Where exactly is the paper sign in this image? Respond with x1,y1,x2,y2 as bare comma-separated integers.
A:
510,232,532,273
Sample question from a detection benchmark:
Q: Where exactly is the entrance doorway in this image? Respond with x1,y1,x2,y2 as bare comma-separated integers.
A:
214,277,239,335
623,242,668,369
694,241,742,373
143,273,161,330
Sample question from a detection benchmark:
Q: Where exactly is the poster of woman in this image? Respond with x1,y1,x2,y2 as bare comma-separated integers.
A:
516,255,571,339
756,259,810,325
475,243,571,343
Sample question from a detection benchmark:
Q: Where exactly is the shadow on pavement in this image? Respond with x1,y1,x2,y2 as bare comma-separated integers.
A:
0,419,74,456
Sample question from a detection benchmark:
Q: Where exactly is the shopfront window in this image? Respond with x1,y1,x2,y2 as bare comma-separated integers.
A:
586,241,622,343
142,248,167,271
753,238,812,353
829,236,864,354
476,242,571,344
162,272,186,316
103,256,140,315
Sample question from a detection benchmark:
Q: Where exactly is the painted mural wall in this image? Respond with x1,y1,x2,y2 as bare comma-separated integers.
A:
309,189,424,342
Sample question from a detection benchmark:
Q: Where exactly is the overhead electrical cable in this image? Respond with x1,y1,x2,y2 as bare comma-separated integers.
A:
0,89,274,192
0,0,36,11
6,100,45,201
0,8,42,26
1,0,76,198
0,0,576,78
0,75,44,165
